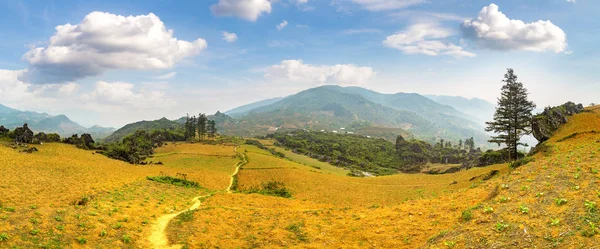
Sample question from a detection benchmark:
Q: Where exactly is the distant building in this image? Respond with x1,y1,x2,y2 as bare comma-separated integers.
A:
347,131,354,134
333,130,338,133
340,127,346,130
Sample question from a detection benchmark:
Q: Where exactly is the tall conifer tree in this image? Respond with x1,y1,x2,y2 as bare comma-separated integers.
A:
486,69,536,161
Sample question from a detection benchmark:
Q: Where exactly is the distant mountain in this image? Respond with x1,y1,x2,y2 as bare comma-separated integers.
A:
102,117,182,143
225,97,284,117
223,85,489,143
425,95,495,125
0,104,18,114
103,111,237,143
0,105,115,139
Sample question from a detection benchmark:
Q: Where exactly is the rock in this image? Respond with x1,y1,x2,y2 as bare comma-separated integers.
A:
532,102,584,142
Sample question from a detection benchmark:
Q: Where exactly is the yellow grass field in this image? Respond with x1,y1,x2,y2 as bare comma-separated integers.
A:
0,142,236,248
2,106,598,248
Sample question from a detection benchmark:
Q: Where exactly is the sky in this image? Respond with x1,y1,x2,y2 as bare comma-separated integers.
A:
0,0,598,128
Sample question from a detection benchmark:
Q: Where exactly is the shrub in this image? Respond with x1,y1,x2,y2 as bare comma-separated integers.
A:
495,222,509,232
461,209,473,221
147,176,202,188
246,181,292,198
555,198,568,206
0,233,8,242
76,237,87,244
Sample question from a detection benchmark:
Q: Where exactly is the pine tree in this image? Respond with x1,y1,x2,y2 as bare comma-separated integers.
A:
184,114,192,140
197,113,207,139
486,68,536,161
458,139,463,148
207,120,217,138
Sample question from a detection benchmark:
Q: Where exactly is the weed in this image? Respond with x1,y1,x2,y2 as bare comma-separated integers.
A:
483,206,494,214
574,173,580,179
76,237,87,244
0,233,8,242
30,229,39,235
444,240,456,248
585,200,597,213
581,222,598,237
550,218,560,226
4,207,15,212
99,230,107,237
519,204,530,214
495,222,509,232
536,192,545,197
55,225,65,231
287,222,309,242
113,222,122,229
461,209,473,221
555,198,568,206
122,234,132,244
499,196,510,203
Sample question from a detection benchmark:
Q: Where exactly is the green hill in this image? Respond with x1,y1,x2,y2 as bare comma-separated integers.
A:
223,85,488,144
102,117,182,143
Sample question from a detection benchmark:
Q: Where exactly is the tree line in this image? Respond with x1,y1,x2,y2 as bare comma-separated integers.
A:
184,113,217,141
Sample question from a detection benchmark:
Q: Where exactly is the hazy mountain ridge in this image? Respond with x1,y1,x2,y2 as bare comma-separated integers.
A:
224,85,489,143
0,104,115,139
225,97,285,118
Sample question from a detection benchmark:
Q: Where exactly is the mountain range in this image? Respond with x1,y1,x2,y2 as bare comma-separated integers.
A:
0,104,115,139
222,85,493,144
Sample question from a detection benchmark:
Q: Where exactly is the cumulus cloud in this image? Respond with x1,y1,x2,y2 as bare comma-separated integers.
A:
81,81,175,108
20,11,207,84
211,0,272,21
222,31,238,43
383,23,476,58
276,20,288,31
461,4,567,53
350,0,425,11
0,69,80,102
264,60,375,86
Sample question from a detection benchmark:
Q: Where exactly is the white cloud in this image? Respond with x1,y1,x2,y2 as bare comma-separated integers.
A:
277,20,288,31
264,59,375,86
0,69,80,103
296,24,309,28
81,81,175,108
222,31,238,43
383,23,476,58
350,0,426,11
211,0,272,21
155,72,177,80
20,11,207,84
567,0,576,3
461,4,567,53
294,0,308,3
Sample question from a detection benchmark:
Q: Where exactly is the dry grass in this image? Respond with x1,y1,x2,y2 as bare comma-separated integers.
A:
0,142,234,248
425,106,600,248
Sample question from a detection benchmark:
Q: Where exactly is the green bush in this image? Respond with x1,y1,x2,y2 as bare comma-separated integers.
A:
147,176,202,188
246,181,292,198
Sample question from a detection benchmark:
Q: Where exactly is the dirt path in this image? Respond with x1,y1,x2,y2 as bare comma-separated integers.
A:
227,146,247,193
148,145,247,249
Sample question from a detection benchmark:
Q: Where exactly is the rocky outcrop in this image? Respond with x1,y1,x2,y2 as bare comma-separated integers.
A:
532,102,584,142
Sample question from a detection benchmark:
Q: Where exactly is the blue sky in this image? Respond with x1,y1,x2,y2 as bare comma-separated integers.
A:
0,0,598,127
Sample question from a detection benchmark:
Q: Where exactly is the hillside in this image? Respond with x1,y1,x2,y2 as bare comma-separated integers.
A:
225,97,284,117
0,105,115,139
102,117,182,143
425,105,600,247
224,85,488,143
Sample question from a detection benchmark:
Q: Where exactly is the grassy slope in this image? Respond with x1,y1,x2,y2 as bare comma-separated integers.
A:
426,105,600,248
0,143,236,248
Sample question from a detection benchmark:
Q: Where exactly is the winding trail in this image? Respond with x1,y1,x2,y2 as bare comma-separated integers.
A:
148,145,247,249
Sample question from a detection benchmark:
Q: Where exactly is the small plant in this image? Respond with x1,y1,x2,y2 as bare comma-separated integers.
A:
30,229,39,235
585,200,597,213
574,173,580,179
499,196,510,203
483,206,494,214
54,216,63,222
29,218,40,224
444,240,456,248
519,204,530,214
495,222,509,232
56,225,65,231
0,233,8,242
550,218,560,226
461,209,473,221
4,207,15,212
113,222,122,229
536,192,545,197
555,198,568,206
521,185,529,191
581,221,598,237
122,234,131,244
76,237,87,244
99,230,107,237
29,205,37,209
574,185,580,190
501,184,509,189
